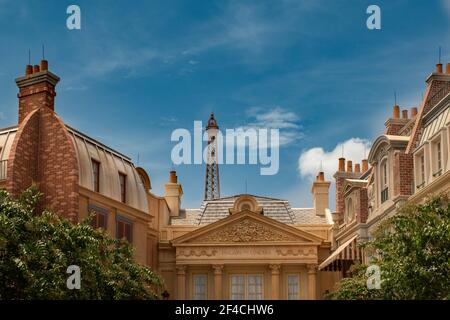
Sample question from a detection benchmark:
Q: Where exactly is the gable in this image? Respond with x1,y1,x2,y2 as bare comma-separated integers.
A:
172,210,323,245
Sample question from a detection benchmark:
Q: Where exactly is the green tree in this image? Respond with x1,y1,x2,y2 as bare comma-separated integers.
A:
327,194,450,300
0,186,164,299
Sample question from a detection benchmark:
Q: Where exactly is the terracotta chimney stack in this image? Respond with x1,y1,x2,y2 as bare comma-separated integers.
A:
347,160,353,173
40,60,48,71
362,159,369,173
436,63,443,73
354,163,361,173
16,59,60,124
318,171,325,182
25,65,32,76
169,170,177,183
402,109,408,119
338,158,345,172
393,105,400,119
410,107,418,118
446,63,450,74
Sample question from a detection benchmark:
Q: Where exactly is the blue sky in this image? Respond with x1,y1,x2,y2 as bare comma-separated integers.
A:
0,0,449,209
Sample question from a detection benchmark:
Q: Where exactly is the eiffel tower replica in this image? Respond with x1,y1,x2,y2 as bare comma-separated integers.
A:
204,112,220,200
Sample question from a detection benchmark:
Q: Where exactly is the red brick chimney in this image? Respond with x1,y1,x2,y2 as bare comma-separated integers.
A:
16,60,60,124
385,104,408,135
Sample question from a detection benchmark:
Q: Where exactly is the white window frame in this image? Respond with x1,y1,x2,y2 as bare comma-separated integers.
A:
287,274,300,300
192,274,208,300
230,274,263,300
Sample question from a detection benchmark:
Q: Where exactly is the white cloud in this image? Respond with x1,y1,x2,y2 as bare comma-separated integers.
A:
228,106,302,150
298,138,371,180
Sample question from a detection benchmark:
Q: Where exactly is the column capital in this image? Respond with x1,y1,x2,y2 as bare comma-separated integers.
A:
269,264,281,274
176,265,187,275
307,264,318,274
212,264,224,274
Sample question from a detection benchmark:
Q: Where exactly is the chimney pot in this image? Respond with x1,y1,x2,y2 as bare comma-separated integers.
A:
338,158,345,172
40,60,48,71
446,63,450,74
362,159,369,173
32,65,40,73
25,64,32,75
354,163,361,173
393,105,400,119
436,63,443,73
318,171,325,182
347,160,353,173
169,170,177,183
410,107,418,118
402,109,408,119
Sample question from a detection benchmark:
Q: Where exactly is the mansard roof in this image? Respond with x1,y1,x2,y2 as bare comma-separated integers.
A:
170,194,331,226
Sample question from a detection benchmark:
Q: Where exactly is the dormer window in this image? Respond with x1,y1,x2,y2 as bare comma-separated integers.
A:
119,172,127,203
91,159,100,192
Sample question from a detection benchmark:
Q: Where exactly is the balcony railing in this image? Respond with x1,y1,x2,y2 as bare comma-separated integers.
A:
381,187,389,204
0,160,7,181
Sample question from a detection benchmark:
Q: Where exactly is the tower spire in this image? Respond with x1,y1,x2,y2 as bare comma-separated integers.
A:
204,112,220,200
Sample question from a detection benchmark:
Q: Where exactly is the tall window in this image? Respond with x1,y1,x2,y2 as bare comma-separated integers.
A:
119,172,126,203
420,154,425,184
89,206,108,230
230,275,245,300
193,275,207,300
380,160,389,203
92,159,100,192
247,275,263,300
287,274,300,300
116,217,133,243
437,142,442,171
381,161,387,187
230,275,263,300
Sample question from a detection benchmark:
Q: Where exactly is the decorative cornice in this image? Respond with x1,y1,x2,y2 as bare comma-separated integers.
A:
193,218,299,243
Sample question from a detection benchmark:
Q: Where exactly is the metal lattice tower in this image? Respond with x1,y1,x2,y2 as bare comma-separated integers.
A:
204,112,220,200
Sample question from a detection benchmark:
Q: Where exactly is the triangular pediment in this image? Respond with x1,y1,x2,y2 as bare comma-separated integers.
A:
172,210,323,245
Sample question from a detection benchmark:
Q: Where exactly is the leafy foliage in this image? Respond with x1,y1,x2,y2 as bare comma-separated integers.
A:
0,186,164,299
327,194,450,300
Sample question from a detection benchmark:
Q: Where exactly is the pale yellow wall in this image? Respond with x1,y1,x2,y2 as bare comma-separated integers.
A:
78,187,155,267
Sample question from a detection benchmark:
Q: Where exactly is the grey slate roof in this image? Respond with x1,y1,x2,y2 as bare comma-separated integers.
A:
170,194,330,226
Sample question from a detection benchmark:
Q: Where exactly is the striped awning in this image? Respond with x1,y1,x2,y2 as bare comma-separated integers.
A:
319,235,362,271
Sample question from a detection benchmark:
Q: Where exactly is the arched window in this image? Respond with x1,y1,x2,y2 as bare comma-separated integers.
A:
345,198,355,223
380,158,389,203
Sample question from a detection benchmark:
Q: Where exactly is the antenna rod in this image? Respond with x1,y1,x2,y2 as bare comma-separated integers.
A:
28,49,31,65
42,44,45,60
439,46,442,64
394,91,397,105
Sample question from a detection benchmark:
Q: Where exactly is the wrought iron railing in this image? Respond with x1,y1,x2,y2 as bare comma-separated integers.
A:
0,160,7,180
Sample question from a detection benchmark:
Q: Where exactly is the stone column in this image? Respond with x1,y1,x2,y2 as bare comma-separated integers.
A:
212,264,224,300
269,264,281,300
307,264,317,300
176,265,187,300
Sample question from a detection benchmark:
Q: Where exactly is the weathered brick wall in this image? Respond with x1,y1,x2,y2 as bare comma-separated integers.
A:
18,81,56,124
6,110,40,195
358,188,368,223
335,176,345,224
37,108,79,222
385,123,405,135
8,68,79,223
393,152,413,196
